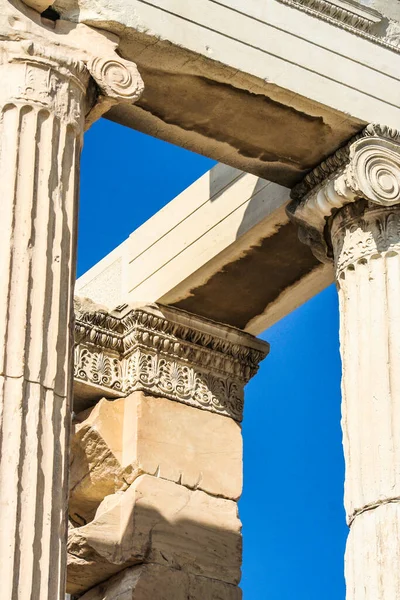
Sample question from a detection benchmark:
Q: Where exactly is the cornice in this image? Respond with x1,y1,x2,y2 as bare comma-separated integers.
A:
73,298,269,422
287,125,400,262
276,0,400,53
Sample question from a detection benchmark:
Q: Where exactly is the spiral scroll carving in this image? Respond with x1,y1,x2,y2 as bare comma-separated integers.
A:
288,131,400,264
347,138,400,207
87,56,144,103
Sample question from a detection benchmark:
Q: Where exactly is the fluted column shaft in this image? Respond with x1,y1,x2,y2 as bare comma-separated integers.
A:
332,202,400,599
0,40,90,600
287,127,400,599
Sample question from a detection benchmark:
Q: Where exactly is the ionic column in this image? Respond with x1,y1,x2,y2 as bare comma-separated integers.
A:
0,40,90,600
288,125,400,599
0,10,143,598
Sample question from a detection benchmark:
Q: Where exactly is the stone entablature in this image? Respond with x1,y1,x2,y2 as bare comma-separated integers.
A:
276,0,399,52
74,298,269,421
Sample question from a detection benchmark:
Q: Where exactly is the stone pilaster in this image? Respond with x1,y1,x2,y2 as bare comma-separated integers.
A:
69,300,269,597
288,125,400,599
0,5,143,598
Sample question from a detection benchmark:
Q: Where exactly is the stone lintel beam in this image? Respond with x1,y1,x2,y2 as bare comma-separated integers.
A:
73,297,269,421
288,124,400,600
38,0,400,187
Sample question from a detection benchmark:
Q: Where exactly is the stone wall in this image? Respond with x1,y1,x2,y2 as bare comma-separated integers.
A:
69,300,268,598
67,392,243,598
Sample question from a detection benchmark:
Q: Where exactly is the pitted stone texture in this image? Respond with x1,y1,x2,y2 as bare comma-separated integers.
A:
331,204,400,523
0,39,90,600
290,135,400,600
346,504,400,599
125,392,242,499
23,1,50,12
69,393,242,524
79,564,242,600
67,474,241,595
69,398,130,525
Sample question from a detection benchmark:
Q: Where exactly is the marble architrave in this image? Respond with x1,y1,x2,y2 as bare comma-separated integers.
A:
288,124,400,599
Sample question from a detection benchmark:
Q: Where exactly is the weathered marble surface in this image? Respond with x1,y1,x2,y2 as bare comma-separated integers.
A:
67,474,242,595
289,128,400,599
0,3,143,598
69,393,242,524
73,299,268,420
79,563,242,600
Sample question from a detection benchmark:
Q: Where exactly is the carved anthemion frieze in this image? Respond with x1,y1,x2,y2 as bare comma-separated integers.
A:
332,205,400,274
74,299,269,421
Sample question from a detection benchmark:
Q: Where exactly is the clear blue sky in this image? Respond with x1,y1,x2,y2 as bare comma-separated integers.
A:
79,119,347,599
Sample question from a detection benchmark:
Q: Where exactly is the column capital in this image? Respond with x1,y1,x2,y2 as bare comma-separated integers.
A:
0,0,144,126
287,124,400,262
73,297,269,422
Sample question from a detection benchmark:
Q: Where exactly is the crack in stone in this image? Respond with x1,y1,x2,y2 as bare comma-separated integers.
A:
349,496,400,525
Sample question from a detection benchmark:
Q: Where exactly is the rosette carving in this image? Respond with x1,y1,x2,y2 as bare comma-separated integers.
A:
87,56,144,104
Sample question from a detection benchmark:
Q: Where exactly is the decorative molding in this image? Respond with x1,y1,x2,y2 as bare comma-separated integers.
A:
73,298,269,421
277,0,380,31
287,126,400,262
291,124,400,202
87,56,143,103
0,39,87,80
331,204,400,274
85,55,144,126
276,0,400,53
